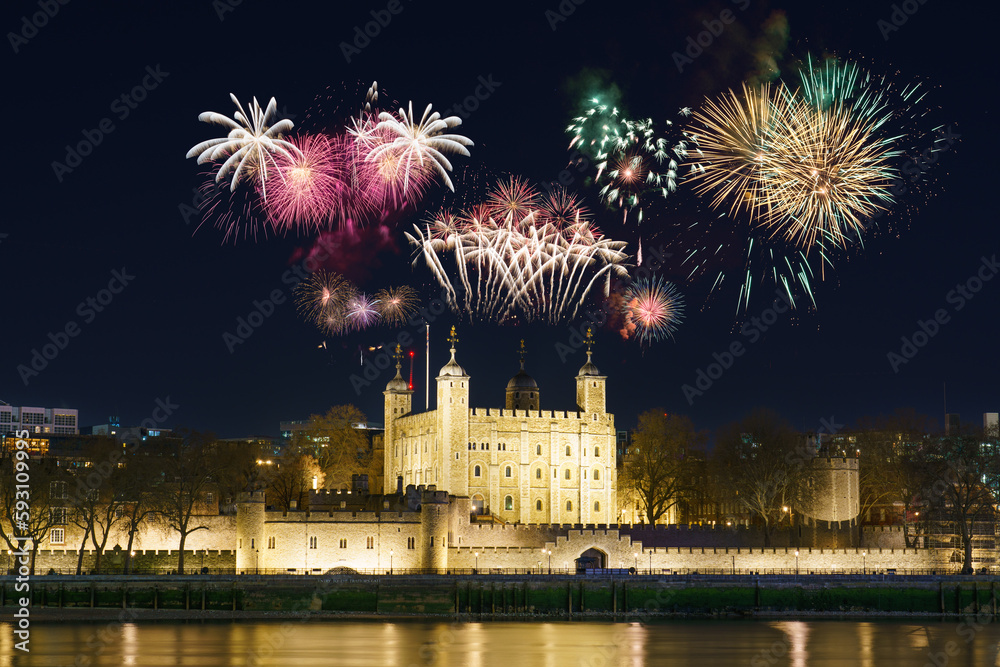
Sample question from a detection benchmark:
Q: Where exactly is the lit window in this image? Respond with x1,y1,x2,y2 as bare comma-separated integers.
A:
50,528,65,545
594,501,600,511
309,536,317,549
565,446,571,456
367,537,374,549
565,469,571,480
594,469,600,480
536,468,541,479
474,465,481,477
566,501,572,511
339,539,347,548
594,446,600,457
268,537,275,549
536,500,542,511
504,496,513,511
505,466,512,478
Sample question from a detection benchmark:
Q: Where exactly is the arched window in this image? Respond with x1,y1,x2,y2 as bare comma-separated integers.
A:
536,499,542,511
474,465,481,477
593,468,600,481
566,500,573,511
472,443,476,450
594,446,600,457
504,495,513,511
505,466,512,478
535,468,542,479
594,501,600,511
565,469,571,480
536,445,541,455
565,445,571,456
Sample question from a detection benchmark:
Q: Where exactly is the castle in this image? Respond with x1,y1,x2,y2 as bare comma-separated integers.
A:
381,329,617,525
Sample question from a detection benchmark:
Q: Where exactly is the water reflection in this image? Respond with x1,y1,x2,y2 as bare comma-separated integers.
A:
1,620,999,666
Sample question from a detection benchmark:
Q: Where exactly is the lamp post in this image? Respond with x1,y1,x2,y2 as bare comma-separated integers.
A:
862,551,866,575
255,549,259,576
633,553,638,572
390,549,394,575
794,550,799,578
474,552,478,574
649,551,653,573
731,555,735,575
546,549,551,574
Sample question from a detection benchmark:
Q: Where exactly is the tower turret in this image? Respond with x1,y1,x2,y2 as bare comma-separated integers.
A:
437,326,470,495
506,339,540,411
384,344,413,494
575,327,606,414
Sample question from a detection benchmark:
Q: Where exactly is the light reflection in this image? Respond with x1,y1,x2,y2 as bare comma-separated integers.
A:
857,621,874,667
772,620,810,667
121,623,138,665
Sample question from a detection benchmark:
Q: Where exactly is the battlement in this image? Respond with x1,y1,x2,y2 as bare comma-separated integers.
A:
811,456,860,469
264,509,421,523
237,491,266,503
470,408,590,420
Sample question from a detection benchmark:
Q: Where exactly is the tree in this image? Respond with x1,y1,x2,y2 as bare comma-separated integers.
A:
152,430,222,574
713,408,805,547
213,440,269,514
854,408,934,546
921,433,999,574
298,405,375,489
0,444,61,575
620,410,702,525
117,451,165,575
269,445,325,512
66,436,125,574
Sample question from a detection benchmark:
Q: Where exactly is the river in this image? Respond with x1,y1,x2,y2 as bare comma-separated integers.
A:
2,619,999,665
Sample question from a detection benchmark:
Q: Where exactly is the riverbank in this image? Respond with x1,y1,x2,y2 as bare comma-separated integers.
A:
3,574,996,619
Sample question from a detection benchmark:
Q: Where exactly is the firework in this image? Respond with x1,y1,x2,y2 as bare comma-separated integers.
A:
620,277,684,344
262,134,344,232
294,271,356,335
367,102,474,193
408,178,629,324
374,286,420,327
186,94,298,198
345,293,380,330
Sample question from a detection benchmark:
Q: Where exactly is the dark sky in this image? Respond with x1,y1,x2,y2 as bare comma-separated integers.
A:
4,0,996,438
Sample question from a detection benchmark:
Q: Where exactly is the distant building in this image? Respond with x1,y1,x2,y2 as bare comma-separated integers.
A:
0,404,78,436
945,413,961,436
985,413,999,436
89,423,171,446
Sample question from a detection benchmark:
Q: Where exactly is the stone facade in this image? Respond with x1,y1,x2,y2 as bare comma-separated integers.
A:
383,340,617,526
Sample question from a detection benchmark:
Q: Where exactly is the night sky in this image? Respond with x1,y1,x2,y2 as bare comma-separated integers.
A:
4,0,996,438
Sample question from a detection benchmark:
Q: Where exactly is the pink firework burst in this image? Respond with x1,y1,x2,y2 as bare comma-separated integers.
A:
621,277,684,344
353,113,433,210
263,134,344,233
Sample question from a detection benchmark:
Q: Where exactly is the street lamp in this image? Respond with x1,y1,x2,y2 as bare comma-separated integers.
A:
794,550,799,577
633,553,638,572
862,551,866,575
390,549,394,575
546,549,551,574
474,551,478,573
649,551,653,572
255,549,259,575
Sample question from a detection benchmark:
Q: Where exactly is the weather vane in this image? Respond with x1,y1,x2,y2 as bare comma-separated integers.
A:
448,325,459,348
519,338,526,362
584,326,595,354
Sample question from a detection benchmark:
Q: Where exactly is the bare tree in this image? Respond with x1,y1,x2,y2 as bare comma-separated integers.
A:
713,408,804,547
620,410,702,525
0,444,61,575
298,405,374,489
269,445,325,512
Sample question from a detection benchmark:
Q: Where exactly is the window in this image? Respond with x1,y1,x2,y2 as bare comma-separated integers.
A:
472,443,476,450
594,468,600,480
515,392,520,398
565,469,571,480
565,445,571,456
206,492,214,505
594,501,600,511
50,528,65,545
251,539,255,549
309,536,317,549
407,537,415,549
535,468,541,479
505,466,512,478
474,465,481,477
504,496,513,511
536,500,542,511
268,536,275,549
339,539,347,548
50,481,67,500
553,469,557,479
566,500,573,511
536,445,541,455
51,508,67,525
367,537,374,549
594,446,600,457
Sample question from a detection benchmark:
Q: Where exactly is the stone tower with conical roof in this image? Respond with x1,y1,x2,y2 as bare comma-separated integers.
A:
383,344,412,493
575,327,606,414
506,339,540,411
437,326,470,496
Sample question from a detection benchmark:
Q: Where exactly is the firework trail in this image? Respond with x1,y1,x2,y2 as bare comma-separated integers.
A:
619,277,684,344
408,179,630,324
186,94,298,199
346,293,380,330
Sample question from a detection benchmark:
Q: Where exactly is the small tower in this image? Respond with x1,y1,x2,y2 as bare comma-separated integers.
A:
575,327,606,414
506,339,540,411
235,491,265,573
384,344,412,493
437,326,470,495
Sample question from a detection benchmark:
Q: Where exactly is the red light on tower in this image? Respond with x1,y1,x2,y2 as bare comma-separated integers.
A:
408,350,414,390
